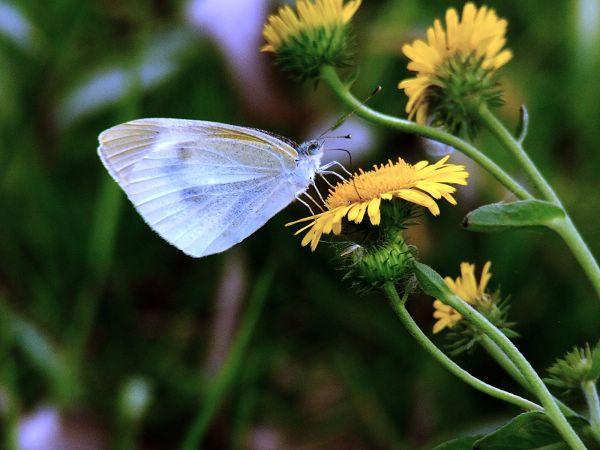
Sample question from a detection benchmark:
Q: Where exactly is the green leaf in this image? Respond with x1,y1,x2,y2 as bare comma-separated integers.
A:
414,262,452,300
462,200,565,233
589,341,600,380
473,412,592,449
433,435,483,449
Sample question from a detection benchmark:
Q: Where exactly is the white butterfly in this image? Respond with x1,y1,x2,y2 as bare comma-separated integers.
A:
98,118,340,257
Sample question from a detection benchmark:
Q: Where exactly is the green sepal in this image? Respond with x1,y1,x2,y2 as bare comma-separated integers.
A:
589,341,600,380
472,412,593,449
462,200,565,232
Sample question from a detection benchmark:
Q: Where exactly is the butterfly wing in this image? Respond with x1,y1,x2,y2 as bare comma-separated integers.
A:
98,118,308,257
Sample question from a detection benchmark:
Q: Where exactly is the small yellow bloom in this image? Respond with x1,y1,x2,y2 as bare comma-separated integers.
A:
432,300,464,334
433,261,492,334
398,3,512,133
287,155,469,251
261,0,361,80
261,0,361,53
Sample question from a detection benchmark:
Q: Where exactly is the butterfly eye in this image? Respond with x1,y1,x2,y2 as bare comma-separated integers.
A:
297,140,322,157
307,142,320,155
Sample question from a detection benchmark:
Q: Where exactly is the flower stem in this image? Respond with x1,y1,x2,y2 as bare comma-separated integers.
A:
415,263,586,449
477,105,559,203
480,335,577,418
382,282,543,413
582,381,600,444
480,335,530,389
550,216,600,300
477,105,600,301
319,65,532,201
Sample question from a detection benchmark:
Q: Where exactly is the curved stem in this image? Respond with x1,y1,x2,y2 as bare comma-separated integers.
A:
415,263,585,449
550,216,600,300
480,335,530,389
320,66,532,201
477,105,600,300
383,282,543,413
480,335,577,418
477,105,559,204
582,381,600,444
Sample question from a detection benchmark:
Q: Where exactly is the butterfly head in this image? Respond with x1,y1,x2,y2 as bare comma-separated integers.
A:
297,140,324,157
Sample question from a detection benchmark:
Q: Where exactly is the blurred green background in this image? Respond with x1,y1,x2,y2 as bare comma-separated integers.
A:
1,0,599,448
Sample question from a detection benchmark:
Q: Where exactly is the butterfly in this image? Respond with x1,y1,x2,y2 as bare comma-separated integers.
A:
97,118,341,257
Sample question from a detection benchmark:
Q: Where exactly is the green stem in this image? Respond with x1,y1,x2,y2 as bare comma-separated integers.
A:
550,217,600,300
477,104,559,203
477,105,600,300
582,381,600,444
320,66,532,201
480,335,530,389
480,336,577,418
383,283,542,413
180,266,274,450
415,263,585,449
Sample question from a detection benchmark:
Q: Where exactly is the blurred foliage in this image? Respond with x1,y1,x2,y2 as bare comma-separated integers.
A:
0,0,599,448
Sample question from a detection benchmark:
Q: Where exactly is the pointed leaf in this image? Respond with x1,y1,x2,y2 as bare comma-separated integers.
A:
414,262,452,300
473,412,592,449
463,200,565,233
433,435,483,449
590,340,600,380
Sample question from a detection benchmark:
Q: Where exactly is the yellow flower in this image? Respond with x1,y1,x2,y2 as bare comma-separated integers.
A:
261,0,361,52
398,3,512,134
433,261,492,334
287,155,469,251
261,0,361,80
432,300,464,334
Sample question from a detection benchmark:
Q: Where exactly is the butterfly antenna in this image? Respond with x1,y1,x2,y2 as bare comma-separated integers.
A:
317,85,382,139
324,148,354,174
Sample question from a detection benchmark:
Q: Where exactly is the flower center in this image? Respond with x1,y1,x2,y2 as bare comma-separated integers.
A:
326,160,416,208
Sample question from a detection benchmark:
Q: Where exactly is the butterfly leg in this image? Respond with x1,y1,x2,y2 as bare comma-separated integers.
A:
295,194,316,214
319,160,353,177
318,172,336,188
318,170,346,182
301,190,325,212
310,181,328,206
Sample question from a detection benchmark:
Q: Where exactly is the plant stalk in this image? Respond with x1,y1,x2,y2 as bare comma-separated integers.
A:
477,105,600,301
415,263,585,449
383,282,542,413
480,335,577,417
582,381,600,444
320,65,532,201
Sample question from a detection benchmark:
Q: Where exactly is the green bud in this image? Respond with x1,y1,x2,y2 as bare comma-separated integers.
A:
546,343,599,395
428,54,505,137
